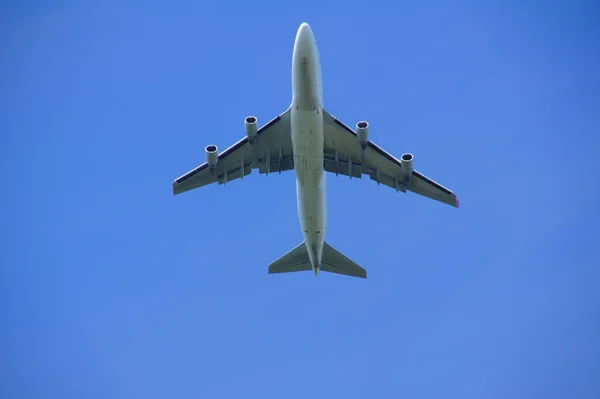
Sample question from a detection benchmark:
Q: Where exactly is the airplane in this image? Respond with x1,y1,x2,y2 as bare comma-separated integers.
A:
172,22,459,279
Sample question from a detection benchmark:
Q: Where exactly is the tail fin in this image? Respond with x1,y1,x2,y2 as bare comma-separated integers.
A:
268,242,367,279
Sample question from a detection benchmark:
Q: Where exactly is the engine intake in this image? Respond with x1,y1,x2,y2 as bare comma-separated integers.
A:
245,116,258,143
356,121,369,149
205,145,219,167
400,153,414,178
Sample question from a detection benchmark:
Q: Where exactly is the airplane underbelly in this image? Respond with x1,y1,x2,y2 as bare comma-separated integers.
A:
292,108,326,246
292,108,323,183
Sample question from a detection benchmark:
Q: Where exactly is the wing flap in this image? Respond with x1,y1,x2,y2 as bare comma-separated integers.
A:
257,155,295,175
216,162,253,185
367,169,407,193
323,155,363,178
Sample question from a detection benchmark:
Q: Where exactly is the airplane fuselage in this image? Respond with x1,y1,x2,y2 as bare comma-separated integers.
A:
290,23,326,274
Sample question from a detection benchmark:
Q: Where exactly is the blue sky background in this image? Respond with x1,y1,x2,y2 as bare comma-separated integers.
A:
2,1,599,398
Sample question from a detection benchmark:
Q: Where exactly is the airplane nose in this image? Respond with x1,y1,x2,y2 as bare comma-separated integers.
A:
295,22,314,48
298,22,312,36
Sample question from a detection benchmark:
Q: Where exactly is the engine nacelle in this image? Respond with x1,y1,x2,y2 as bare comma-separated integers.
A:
356,121,369,148
245,116,258,143
400,153,414,178
205,145,219,167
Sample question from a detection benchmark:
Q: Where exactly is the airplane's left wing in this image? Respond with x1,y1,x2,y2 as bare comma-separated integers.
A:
173,109,294,195
322,110,459,208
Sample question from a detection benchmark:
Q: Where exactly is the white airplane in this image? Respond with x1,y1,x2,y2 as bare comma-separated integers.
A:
172,22,459,279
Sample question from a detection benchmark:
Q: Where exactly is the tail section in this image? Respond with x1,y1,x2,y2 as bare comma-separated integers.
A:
321,242,367,279
268,241,367,279
268,242,313,275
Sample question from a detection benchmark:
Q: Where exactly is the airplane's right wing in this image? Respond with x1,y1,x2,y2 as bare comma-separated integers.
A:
322,110,459,208
173,109,294,195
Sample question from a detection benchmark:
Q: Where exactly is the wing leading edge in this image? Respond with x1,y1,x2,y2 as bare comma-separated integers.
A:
322,110,459,208
172,109,294,195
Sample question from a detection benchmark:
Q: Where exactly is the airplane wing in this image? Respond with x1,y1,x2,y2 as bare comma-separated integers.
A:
322,110,459,207
173,109,294,195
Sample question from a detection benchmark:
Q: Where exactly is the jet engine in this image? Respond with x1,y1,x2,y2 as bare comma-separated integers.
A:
245,116,258,143
356,121,369,148
205,145,219,166
400,153,414,177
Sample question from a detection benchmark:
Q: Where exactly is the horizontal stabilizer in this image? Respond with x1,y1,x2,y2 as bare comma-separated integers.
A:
268,242,312,275
268,241,366,279
321,242,367,279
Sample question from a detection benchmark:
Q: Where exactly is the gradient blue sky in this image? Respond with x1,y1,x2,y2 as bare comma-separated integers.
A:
2,1,600,398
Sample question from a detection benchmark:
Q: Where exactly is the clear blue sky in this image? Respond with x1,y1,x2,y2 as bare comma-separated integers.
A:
2,1,599,398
